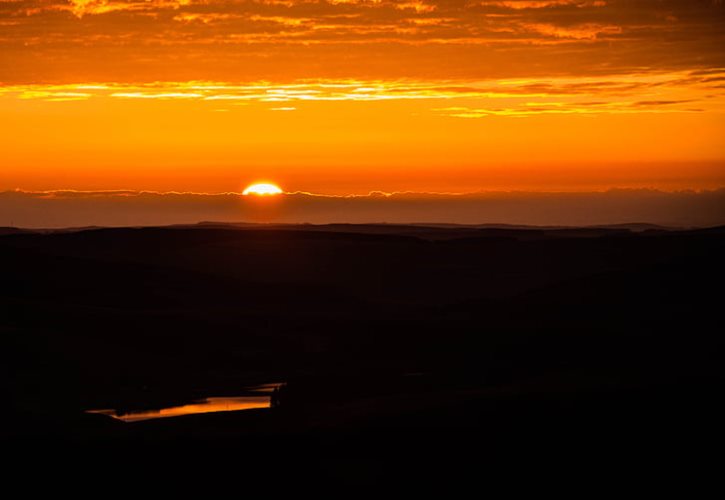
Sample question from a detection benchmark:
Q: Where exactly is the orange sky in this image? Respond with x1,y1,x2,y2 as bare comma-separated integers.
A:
1,0,724,194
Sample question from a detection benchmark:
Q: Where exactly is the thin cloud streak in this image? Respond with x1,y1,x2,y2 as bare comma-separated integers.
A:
2,72,723,115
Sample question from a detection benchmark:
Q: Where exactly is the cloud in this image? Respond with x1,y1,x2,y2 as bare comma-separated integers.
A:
1,0,723,82
2,71,721,115
521,22,622,40
2,188,724,228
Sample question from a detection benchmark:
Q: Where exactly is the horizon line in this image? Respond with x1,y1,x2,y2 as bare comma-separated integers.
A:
5,220,719,233
4,186,725,199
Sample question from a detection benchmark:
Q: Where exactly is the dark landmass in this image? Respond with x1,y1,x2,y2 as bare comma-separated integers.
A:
2,223,723,492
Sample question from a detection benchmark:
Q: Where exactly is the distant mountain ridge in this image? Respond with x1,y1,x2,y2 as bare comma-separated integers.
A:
0,221,705,242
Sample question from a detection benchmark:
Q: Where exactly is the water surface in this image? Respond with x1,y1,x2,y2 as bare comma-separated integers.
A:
88,384,279,422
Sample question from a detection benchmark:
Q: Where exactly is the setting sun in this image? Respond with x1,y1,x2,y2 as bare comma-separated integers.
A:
242,183,284,196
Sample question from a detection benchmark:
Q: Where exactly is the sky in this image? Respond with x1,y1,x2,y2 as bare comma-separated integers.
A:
1,0,725,223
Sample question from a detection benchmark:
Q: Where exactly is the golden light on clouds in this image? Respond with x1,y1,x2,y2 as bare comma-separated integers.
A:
0,0,723,195
2,70,722,112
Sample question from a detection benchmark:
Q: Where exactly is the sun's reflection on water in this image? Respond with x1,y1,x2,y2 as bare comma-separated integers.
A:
87,384,279,422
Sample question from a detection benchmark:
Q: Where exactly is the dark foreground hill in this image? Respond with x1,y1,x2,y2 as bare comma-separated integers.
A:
1,224,723,492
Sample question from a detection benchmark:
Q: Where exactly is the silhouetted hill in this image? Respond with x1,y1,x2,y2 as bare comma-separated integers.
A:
589,222,677,231
0,227,32,235
2,223,722,492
